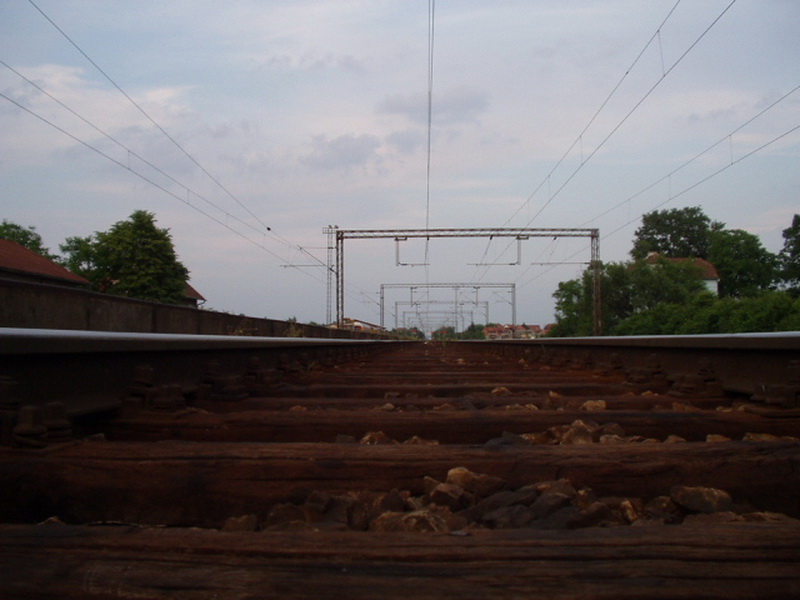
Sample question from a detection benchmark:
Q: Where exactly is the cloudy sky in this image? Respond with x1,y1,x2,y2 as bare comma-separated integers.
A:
1,1,798,331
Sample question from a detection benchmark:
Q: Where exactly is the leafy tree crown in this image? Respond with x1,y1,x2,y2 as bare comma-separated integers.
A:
59,210,189,304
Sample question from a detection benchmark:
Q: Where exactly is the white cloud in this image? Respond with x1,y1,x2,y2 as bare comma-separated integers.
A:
298,133,381,169
385,129,425,155
379,85,489,126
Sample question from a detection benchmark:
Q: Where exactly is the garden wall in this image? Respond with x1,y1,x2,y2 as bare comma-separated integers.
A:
0,279,373,339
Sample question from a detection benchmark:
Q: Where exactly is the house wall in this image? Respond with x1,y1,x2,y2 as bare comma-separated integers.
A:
0,279,377,339
703,279,719,295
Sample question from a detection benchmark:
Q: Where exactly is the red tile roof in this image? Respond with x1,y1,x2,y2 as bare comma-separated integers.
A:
184,282,206,302
645,253,719,280
0,239,89,285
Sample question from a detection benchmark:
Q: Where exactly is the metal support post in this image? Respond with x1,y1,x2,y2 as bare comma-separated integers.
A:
591,229,602,336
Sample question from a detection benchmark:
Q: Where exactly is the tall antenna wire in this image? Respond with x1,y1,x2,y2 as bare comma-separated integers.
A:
423,0,435,258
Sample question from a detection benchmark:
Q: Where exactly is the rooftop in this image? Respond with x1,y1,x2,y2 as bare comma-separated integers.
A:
0,239,89,286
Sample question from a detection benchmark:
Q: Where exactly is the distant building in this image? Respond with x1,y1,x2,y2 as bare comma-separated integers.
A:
0,239,89,288
183,282,206,308
645,252,719,295
483,323,545,339
338,317,386,333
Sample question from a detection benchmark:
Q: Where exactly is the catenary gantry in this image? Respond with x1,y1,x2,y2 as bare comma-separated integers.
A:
324,227,601,334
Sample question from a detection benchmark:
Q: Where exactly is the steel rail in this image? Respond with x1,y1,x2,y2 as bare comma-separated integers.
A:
0,327,385,354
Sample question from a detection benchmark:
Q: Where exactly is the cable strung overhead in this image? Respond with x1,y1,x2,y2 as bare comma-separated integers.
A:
473,0,742,289
26,0,272,237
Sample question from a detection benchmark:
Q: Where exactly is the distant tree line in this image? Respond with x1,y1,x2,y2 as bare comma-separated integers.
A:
1,210,189,305
430,323,489,341
548,207,800,336
390,328,426,340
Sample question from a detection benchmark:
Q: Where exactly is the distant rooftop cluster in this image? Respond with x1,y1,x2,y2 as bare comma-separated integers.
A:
483,324,554,340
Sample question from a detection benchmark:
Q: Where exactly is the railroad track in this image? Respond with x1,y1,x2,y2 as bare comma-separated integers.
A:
1,329,799,599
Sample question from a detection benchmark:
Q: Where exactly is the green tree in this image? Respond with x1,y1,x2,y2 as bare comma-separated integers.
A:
627,257,706,311
59,210,189,304
549,258,705,336
59,235,98,282
432,326,456,340
708,228,777,297
630,206,721,260
778,214,800,295
614,291,800,335
390,328,425,340
550,276,594,337
0,220,58,260
460,322,487,340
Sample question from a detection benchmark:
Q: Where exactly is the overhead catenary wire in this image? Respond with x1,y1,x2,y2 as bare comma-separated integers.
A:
500,0,683,228
425,0,435,238
522,0,737,229
1,57,337,277
22,0,345,288
472,0,686,286
0,85,392,314
515,121,800,292
0,60,268,244
7,3,392,325
603,123,800,240
420,0,436,333
580,84,800,229
26,0,274,238
500,77,799,300
472,0,737,287
6,2,791,328
0,89,301,269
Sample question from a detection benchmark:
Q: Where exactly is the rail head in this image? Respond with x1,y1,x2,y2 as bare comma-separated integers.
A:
0,327,395,355
480,332,800,351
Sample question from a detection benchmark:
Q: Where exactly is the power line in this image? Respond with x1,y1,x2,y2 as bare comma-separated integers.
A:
1,65,383,319
423,0,436,274
581,84,800,228
0,88,317,274
522,0,737,228
1,60,267,243
27,0,272,236
2,58,336,276
604,123,800,240
473,0,736,285
501,0,683,227
20,1,342,290
1,80,382,320
515,121,800,291
473,0,686,285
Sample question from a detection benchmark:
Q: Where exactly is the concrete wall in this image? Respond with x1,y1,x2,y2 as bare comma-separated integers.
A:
0,279,375,339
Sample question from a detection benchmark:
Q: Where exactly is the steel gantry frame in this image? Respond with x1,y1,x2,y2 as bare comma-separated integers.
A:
401,309,479,332
381,283,513,329
394,299,490,330
324,227,602,335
